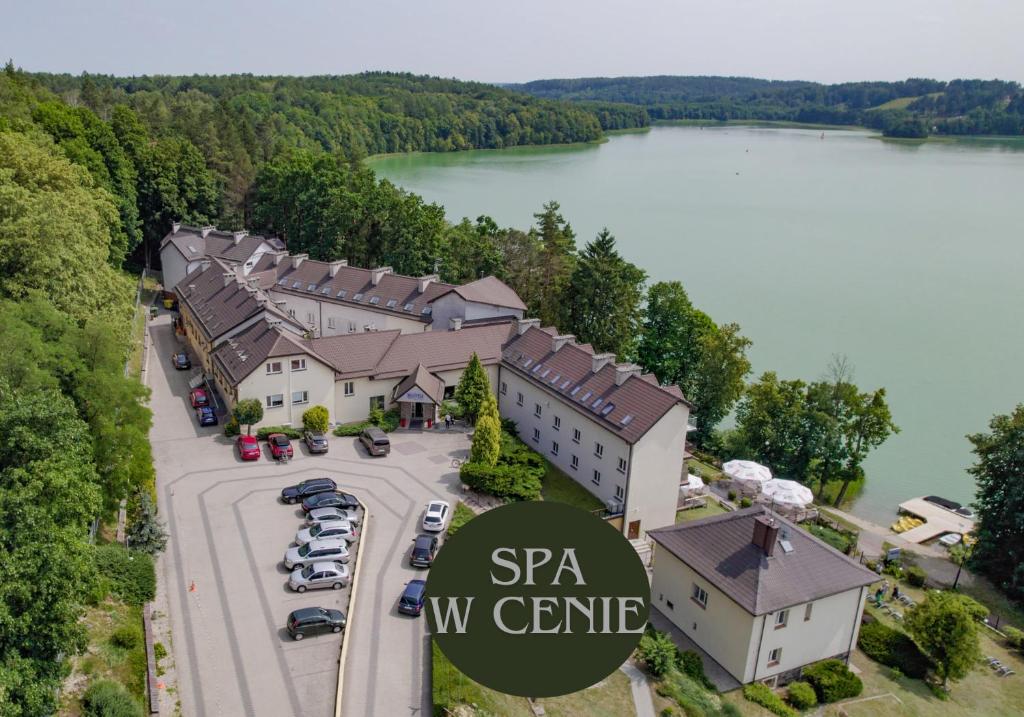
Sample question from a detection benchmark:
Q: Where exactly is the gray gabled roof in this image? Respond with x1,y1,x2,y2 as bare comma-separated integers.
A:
392,364,445,405
648,506,877,616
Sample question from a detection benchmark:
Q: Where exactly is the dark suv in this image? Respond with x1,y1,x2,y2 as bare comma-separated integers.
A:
410,534,439,568
281,477,337,504
286,607,346,640
302,491,359,513
398,580,427,616
171,352,191,370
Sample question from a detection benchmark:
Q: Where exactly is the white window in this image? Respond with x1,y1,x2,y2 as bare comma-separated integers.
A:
292,390,309,405
615,485,624,500
804,603,813,621
570,455,578,470
500,381,507,395
532,428,540,443
534,403,542,418
592,470,601,485
572,428,581,444
594,442,604,458
692,583,708,608
775,609,789,628
328,317,336,329
553,415,561,431
266,361,282,375
348,321,357,333
266,394,284,408
551,441,559,456
306,312,315,323
344,381,355,397
617,457,627,474
291,358,306,371
516,392,524,407
288,309,296,318
768,648,782,666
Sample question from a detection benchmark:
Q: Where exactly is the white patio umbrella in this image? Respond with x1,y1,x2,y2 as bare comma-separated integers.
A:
761,479,814,508
680,473,705,495
722,459,773,487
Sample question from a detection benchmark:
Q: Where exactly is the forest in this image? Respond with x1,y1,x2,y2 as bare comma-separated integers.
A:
506,75,1024,137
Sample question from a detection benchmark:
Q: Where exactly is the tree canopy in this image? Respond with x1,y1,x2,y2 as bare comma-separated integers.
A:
905,592,987,689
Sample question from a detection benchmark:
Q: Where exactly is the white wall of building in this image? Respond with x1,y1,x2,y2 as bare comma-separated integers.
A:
333,376,398,424
626,402,689,536
266,290,427,337
160,245,190,293
237,352,336,428
430,294,523,330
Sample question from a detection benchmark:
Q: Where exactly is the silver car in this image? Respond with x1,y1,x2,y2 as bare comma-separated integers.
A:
288,561,350,592
284,538,350,569
295,520,358,546
306,507,360,527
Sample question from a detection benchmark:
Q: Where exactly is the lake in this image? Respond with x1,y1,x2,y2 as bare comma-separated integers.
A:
369,126,1024,524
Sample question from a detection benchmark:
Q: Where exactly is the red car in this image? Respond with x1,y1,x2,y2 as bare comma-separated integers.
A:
190,388,209,408
267,433,294,461
236,434,260,461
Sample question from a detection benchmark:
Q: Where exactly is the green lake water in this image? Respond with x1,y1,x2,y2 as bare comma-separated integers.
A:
370,126,1024,524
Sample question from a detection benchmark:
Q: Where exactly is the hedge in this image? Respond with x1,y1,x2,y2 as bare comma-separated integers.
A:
81,679,143,717
94,545,155,606
657,668,721,716
459,461,542,501
802,659,862,703
333,408,401,437
743,683,797,717
858,619,932,678
256,425,302,440
905,565,927,587
786,681,817,710
1004,625,1024,651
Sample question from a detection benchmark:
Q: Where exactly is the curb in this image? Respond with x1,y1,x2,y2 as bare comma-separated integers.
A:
334,500,370,717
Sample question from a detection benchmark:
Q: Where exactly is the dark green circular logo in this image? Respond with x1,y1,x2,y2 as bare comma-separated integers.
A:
425,501,650,697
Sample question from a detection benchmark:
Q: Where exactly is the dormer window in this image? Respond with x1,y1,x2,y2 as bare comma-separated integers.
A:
421,306,432,315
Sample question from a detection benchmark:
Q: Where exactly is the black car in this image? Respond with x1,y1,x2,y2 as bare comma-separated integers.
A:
304,431,329,454
171,352,191,370
302,491,359,513
195,406,218,426
286,607,346,640
398,580,427,616
281,477,337,504
410,534,439,568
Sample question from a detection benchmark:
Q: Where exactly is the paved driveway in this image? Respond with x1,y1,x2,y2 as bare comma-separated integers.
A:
150,316,469,716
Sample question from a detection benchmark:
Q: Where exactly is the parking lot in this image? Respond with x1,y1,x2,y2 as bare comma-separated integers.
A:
150,315,468,716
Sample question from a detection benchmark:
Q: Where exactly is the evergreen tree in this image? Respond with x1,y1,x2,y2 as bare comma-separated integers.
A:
470,393,501,466
532,201,576,327
454,353,490,424
126,492,168,556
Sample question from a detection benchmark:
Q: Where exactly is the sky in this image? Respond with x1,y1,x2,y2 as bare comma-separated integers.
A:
3,0,1023,84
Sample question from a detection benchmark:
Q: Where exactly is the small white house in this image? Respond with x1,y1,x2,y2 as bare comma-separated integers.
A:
647,506,877,686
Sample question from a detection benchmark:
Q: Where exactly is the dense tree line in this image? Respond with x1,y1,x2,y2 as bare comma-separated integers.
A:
508,75,1024,137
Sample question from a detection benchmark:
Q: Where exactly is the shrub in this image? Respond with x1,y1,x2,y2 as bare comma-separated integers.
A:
660,709,676,717
126,492,167,556
865,559,878,572
740,497,752,508
110,625,141,650
905,566,927,587
446,502,476,538
786,681,817,710
882,562,903,578
94,545,155,606
720,704,742,717
677,649,714,690
499,416,518,435
369,407,400,431
459,461,542,501
442,400,462,420
231,397,263,434
638,630,678,677
1004,625,1024,651
743,682,797,717
153,642,167,661
802,659,862,703
333,421,369,436
81,679,143,717
255,425,302,440
223,415,240,437
658,668,721,716
302,405,329,433
727,490,737,502
858,620,932,678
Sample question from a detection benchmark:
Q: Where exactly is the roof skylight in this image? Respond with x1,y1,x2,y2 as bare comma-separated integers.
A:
337,289,347,298
386,298,398,308
421,306,432,315
277,278,288,286
320,286,331,295
292,281,302,289
592,397,603,408
369,296,380,305
404,302,415,311
532,363,543,373
561,379,572,390
307,283,317,291
619,414,634,426
580,391,593,402
523,358,533,368
570,386,581,396
353,292,364,301
600,403,615,416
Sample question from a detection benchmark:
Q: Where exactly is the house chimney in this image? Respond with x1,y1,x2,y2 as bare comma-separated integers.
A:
417,273,439,293
614,363,642,386
200,225,216,238
199,259,212,272
752,515,779,557
328,260,348,278
371,266,393,286
591,352,616,373
233,230,248,245
291,253,308,268
171,221,182,234
449,317,463,331
551,334,575,353
222,272,236,288
516,318,541,335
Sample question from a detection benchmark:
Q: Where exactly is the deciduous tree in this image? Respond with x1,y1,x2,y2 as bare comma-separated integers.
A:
905,592,986,689
233,398,264,435
303,405,330,433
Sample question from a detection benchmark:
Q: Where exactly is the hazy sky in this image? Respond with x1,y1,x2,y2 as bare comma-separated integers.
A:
4,0,1022,83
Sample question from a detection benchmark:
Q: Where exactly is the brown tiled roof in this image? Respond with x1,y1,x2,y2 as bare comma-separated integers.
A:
501,326,688,444
374,322,514,378
305,330,402,379
434,276,527,311
175,261,265,342
392,364,445,405
160,225,284,264
252,255,455,324
212,319,323,386
647,506,877,615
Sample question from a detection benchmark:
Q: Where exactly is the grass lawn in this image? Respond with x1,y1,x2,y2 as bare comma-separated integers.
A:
541,671,635,717
687,457,723,481
541,460,604,513
676,500,728,523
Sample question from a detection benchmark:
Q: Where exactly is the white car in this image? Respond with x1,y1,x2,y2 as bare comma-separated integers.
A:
284,538,350,570
306,507,360,527
422,500,451,532
288,561,351,592
295,520,358,546
939,533,962,548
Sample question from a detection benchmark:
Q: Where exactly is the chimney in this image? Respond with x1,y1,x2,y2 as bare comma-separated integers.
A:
291,253,308,268
752,515,779,557
551,334,575,353
222,272,236,288
200,225,216,238
232,230,248,245
449,317,463,331
329,260,348,278
171,221,182,234
273,251,286,267
614,363,642,386
199,259,212,272
418,273,439,293
591,352,616,373
371,266,393,286
255,295,266,308
516,318,541,335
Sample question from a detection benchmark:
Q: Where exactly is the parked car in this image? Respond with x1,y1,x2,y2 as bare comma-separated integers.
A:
195,406,218,426
236,434,260,461
939,532,962,547
306,507,360,527
304,431,329,454
284,538,350,569
288,561,350,592
189,388,209,407
281,477,337,504
267,433,294,461
171,352,191,370
359,427,391,456
295,520,358,546
410,534,439,568
397,580,427,616
422,500,451,533
286,607,346,640
302,491,359,513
